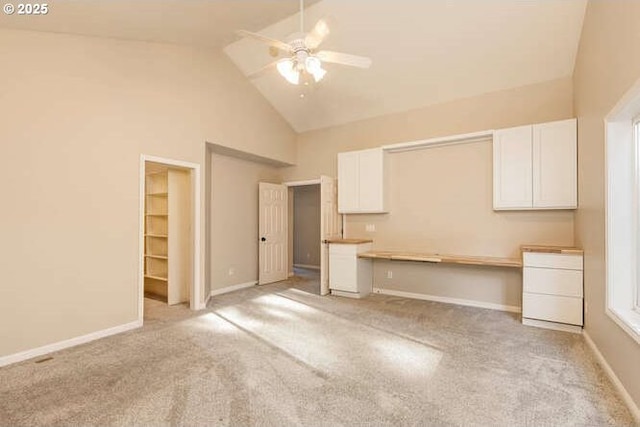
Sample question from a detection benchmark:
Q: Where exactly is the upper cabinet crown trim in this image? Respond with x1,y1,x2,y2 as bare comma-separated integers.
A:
382,130,494,153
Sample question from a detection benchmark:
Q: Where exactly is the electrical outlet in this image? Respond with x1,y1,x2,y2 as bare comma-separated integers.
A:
386,270,393,279
228,268,235,276
307,252,310,259
366,224,376,232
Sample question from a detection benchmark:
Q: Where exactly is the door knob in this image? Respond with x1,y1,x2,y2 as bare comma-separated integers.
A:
261,237,266,242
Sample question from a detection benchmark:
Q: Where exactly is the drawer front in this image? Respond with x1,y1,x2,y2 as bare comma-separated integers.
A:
329,243,371,256
329,255,358,292
523,252,583,270
522,293,583,326
523,267,583,297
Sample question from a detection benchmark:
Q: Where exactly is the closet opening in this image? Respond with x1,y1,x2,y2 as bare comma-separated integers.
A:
139,155,201,321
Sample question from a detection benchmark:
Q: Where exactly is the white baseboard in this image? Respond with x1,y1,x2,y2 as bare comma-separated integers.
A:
522,317,582,334
583,331,640,423
294,264,320,270
288,271,295,277
331,289,367,299
210,281,257,297
372,287,521,313
0,319,143,368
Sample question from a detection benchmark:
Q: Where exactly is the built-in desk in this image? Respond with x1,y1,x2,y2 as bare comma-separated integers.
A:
358,251,522,268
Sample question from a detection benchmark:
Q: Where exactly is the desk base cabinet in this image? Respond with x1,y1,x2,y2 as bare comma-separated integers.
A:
522,252,583,332
329,242,372,298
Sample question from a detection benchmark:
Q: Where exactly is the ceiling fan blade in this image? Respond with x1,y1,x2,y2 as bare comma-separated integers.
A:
246,60,280,80
305,19,330,50
316,50,372,69
236,30,291,52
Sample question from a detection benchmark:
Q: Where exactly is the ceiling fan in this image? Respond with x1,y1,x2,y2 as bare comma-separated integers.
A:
236,0,372,85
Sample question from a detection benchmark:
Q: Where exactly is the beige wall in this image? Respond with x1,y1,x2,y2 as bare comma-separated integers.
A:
573,1,640,409
284,77,575,308
293,185,321,267
209,153,281,291
284,77,573,181
0,29,295,358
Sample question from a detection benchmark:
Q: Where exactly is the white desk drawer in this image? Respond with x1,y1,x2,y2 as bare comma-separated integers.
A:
523,252,583,270
522,293,583,326
329,243,371,256
524,267,583,297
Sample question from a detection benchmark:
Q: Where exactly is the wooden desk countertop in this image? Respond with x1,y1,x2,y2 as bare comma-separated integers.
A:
358,250,522,268
521,245,583,255
326,238,373,245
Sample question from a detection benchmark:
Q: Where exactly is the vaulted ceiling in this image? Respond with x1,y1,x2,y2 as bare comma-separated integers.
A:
0,0,587,133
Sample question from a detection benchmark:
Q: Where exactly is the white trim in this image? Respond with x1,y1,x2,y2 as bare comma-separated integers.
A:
0,320,142,368
330,289,367,299
293,263,321,270
605,307,640,346
283,179,321,187
522,317,582,334
382,130,494,153
210,281,257,297
140,155,204,316
604,77,640,344
372,287,521,313
583,331,640,423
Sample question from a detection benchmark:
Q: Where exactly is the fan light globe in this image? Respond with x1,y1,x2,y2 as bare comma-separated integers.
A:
277,59,300,85
305,56,321,73
305,56,326,82
311,67,327,82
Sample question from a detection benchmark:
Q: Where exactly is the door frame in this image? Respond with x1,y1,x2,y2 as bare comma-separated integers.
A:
139,154,202,322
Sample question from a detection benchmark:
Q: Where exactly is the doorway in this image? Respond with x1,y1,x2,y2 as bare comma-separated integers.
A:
292,183,321,294
284,177,342,296
139,155,202,322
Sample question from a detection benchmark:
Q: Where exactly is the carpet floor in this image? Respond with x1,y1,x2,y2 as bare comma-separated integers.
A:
0,270,636,426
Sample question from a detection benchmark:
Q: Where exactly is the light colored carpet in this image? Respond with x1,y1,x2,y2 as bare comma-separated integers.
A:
0,271,636,426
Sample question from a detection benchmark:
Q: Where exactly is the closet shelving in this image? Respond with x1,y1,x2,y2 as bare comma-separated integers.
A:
143,165,191,305
144,170,170,295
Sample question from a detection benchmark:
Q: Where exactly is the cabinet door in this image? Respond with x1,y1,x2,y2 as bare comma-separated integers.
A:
338,151,359,213
493,125,533,209
532,119,577,209
358,148,385,212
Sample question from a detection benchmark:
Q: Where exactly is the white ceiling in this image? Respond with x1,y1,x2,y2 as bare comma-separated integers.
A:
0,0,319,48
0,0,587,133
225,0,587,132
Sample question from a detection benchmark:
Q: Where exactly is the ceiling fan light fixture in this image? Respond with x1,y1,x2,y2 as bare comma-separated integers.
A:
277,59,300,85
304,56,322,73
311,67,327,82
304,55,326,82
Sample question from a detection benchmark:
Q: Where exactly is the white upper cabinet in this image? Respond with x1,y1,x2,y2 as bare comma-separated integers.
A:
493,118,577,210
532,119,577,209
338,148,388,214
493,125,533,209
337,151,359,213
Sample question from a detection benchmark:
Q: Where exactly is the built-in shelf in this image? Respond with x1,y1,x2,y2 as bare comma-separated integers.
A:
146,192,168,197
145,254,168,260
145,233,168,238
144,274,168,282
146,213,168,216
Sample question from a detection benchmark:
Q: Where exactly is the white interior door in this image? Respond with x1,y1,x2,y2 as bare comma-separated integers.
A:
259,182,288,285
320,175,342,295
